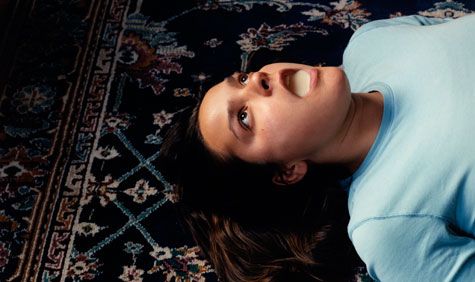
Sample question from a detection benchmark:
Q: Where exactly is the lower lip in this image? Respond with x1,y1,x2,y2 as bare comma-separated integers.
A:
307,68,318,95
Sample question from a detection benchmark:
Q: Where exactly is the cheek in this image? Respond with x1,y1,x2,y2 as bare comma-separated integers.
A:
257,107,309,158
250,106,287,161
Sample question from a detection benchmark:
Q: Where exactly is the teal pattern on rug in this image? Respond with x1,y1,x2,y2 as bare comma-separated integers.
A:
1,0,474,281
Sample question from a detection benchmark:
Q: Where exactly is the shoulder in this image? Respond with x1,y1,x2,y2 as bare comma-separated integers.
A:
350,214,451,247
348,15,453,44
350,215,456,281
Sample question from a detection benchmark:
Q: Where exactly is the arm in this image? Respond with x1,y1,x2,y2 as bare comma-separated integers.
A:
351,216,475,281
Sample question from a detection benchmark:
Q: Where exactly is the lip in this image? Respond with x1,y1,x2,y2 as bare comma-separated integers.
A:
278,68,318,97
307,68,318,96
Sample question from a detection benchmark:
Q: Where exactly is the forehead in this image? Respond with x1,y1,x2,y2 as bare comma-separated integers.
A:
197,80,233,159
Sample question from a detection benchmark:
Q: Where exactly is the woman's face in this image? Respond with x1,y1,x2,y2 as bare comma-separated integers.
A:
198,62,352,164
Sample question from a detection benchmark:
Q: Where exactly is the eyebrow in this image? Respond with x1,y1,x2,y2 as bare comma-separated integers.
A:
227,101,241,141
225,75,241,141
225,73,240,87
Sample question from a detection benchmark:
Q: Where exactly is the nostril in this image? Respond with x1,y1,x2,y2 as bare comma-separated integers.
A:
261,79,269,90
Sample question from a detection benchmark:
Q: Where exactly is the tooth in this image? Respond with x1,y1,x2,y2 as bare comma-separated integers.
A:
289,70,310,97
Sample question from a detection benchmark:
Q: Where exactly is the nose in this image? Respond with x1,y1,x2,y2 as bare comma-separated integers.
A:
248,71,271,96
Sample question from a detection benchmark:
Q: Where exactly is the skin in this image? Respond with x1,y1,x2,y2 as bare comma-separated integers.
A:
198,63,384,184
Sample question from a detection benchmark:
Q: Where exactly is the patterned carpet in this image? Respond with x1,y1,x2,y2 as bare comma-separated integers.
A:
1,0,474,281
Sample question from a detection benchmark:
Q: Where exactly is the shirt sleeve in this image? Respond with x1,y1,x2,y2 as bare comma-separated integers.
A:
351,216,475,282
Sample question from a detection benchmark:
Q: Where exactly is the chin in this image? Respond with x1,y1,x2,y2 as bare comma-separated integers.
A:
319,67,351,95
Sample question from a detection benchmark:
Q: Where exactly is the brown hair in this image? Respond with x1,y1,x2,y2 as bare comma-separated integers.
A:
159,104,361,281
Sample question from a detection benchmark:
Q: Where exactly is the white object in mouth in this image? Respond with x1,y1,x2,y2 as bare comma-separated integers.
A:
286,70,310,97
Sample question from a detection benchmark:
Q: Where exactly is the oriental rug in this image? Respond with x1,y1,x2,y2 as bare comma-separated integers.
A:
1,0,474,281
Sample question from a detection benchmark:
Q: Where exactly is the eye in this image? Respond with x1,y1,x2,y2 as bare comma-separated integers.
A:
238,107,250,129
238,73,249,85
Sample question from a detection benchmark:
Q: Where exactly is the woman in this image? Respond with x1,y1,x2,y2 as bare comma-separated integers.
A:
160,14,475,281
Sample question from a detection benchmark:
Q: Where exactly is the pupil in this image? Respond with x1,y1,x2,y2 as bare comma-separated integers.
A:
240,111,247,120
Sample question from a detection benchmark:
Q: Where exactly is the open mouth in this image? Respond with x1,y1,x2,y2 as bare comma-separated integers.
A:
281,69,312,97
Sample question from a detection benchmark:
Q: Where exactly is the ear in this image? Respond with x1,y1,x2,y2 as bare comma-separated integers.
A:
272,161,308,186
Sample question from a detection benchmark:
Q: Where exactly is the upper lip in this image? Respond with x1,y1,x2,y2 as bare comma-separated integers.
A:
278,69,299,93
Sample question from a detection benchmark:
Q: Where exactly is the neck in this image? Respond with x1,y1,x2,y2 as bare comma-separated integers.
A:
311,91,384,173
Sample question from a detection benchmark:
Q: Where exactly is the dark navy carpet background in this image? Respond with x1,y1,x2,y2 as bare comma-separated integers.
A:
1,0,473,281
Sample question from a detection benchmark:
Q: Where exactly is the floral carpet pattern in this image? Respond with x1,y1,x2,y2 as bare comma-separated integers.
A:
1,0,474,281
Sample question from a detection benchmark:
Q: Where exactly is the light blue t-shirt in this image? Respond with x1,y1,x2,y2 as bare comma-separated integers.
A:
341,14,475,281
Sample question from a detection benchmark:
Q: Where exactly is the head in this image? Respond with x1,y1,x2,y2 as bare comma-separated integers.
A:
198,62,352,182
159,62,357,281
